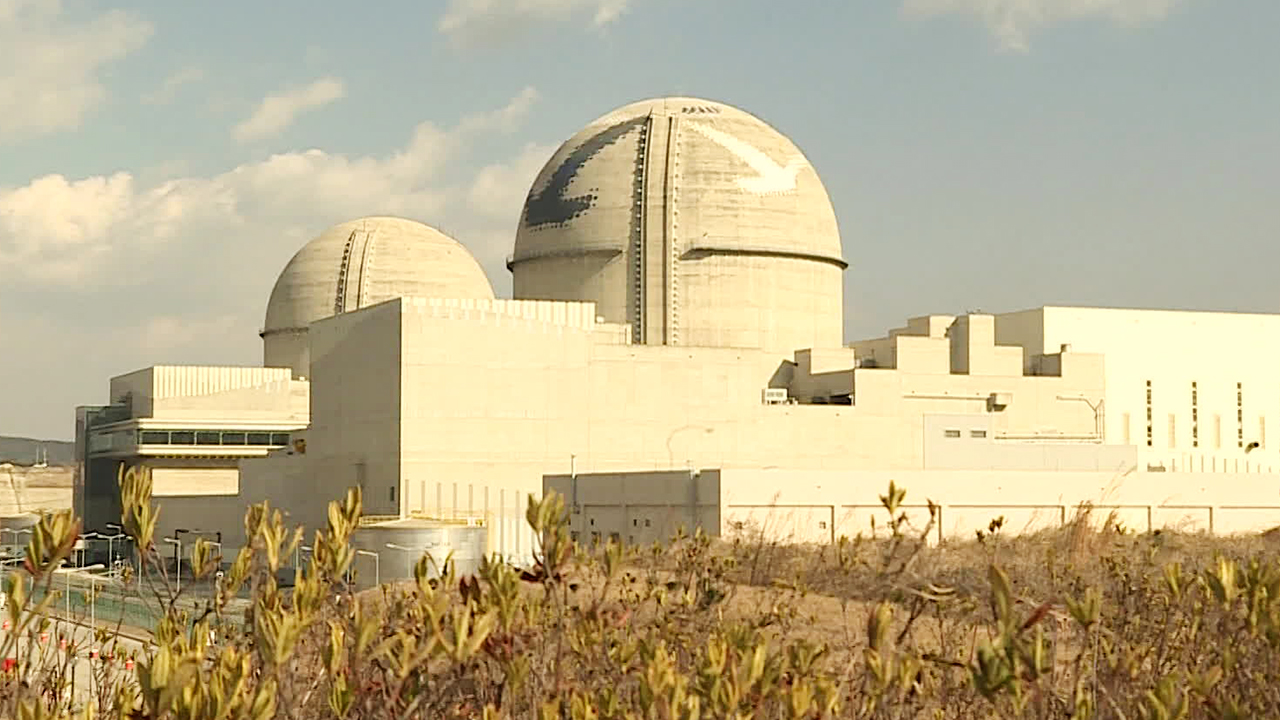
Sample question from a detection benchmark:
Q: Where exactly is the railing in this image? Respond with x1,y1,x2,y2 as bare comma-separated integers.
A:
358,511,488,528
357,515,401,527
408,510,487,527
13,568,252,636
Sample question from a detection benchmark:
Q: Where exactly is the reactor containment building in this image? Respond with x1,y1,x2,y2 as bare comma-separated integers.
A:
74,97,1280,582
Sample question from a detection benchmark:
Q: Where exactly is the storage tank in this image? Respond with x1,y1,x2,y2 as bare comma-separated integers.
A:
350,518,487,589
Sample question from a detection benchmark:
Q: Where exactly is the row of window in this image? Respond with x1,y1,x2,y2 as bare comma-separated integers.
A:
943,429,988,439
136,429,291,447
1146,380,1253,449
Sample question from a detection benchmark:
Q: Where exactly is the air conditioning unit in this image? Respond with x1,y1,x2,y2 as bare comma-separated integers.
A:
989,392,1012,410
762,388,788,405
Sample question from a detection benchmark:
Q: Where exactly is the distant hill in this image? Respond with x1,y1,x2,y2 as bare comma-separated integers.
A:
0,436,75,466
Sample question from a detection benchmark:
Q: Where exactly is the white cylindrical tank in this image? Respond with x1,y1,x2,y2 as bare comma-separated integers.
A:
262,216,495,378
510,97,846,355
351,520,487,589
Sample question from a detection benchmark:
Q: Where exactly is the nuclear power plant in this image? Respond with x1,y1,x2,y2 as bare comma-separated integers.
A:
74,96,1280,582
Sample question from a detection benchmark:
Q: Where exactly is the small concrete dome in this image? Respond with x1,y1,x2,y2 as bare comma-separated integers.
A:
511,96,846,354
263,216,494,378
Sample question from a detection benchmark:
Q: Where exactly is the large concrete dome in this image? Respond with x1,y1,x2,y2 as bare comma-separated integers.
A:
263,216,494,378
510,97,846,355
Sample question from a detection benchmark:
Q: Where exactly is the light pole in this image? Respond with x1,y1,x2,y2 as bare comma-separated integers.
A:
103,533,126,571
353,549,380,588
106,523,132,572
163,537,182,592
385,543,417,581
294,543,314,569
206,540,224,581
82,531,102,567
2,527,32,554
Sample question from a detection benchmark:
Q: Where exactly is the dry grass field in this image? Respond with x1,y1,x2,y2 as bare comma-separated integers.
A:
6,473,1280,718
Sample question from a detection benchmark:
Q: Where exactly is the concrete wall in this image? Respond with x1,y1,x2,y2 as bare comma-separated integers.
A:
920,414,1137,471
97,301,1118,566
151,450,315,559
558,467,1280,546
145,462,239,496
309,302,404,517
545,470,721,546
109,367,306,424
285,299,1114,561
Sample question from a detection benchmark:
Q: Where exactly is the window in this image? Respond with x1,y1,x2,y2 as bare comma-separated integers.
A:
818,521,828,530
390,486,397,502
589,518,595,526
644,519,651,527
632,519,638,527
138,430,169,445
133,428,291,448
970,429,987,439
1152,379,1162,445
1237,382,1244,448
1191,382,1199,448
944,429,961,438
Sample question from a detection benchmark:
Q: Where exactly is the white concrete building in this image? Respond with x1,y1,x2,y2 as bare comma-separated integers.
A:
73,95,1280,580
994,306,1280,473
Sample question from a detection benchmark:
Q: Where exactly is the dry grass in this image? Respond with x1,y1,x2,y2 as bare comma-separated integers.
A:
7,479,1280,719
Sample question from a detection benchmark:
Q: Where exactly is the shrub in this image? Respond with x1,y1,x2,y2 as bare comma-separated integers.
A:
1,470,1279,718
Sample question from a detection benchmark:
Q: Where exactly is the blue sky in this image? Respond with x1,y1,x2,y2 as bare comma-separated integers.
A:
2,0,1277,440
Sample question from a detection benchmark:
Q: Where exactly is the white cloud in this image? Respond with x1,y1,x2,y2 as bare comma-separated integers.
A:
0,87,544,287
438,0,631,44
0,87,550,438
232,77,347,142
142,66,204,106
0,0,153,141
901,0,1180,51
457,87,541,134
468,142,556,218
